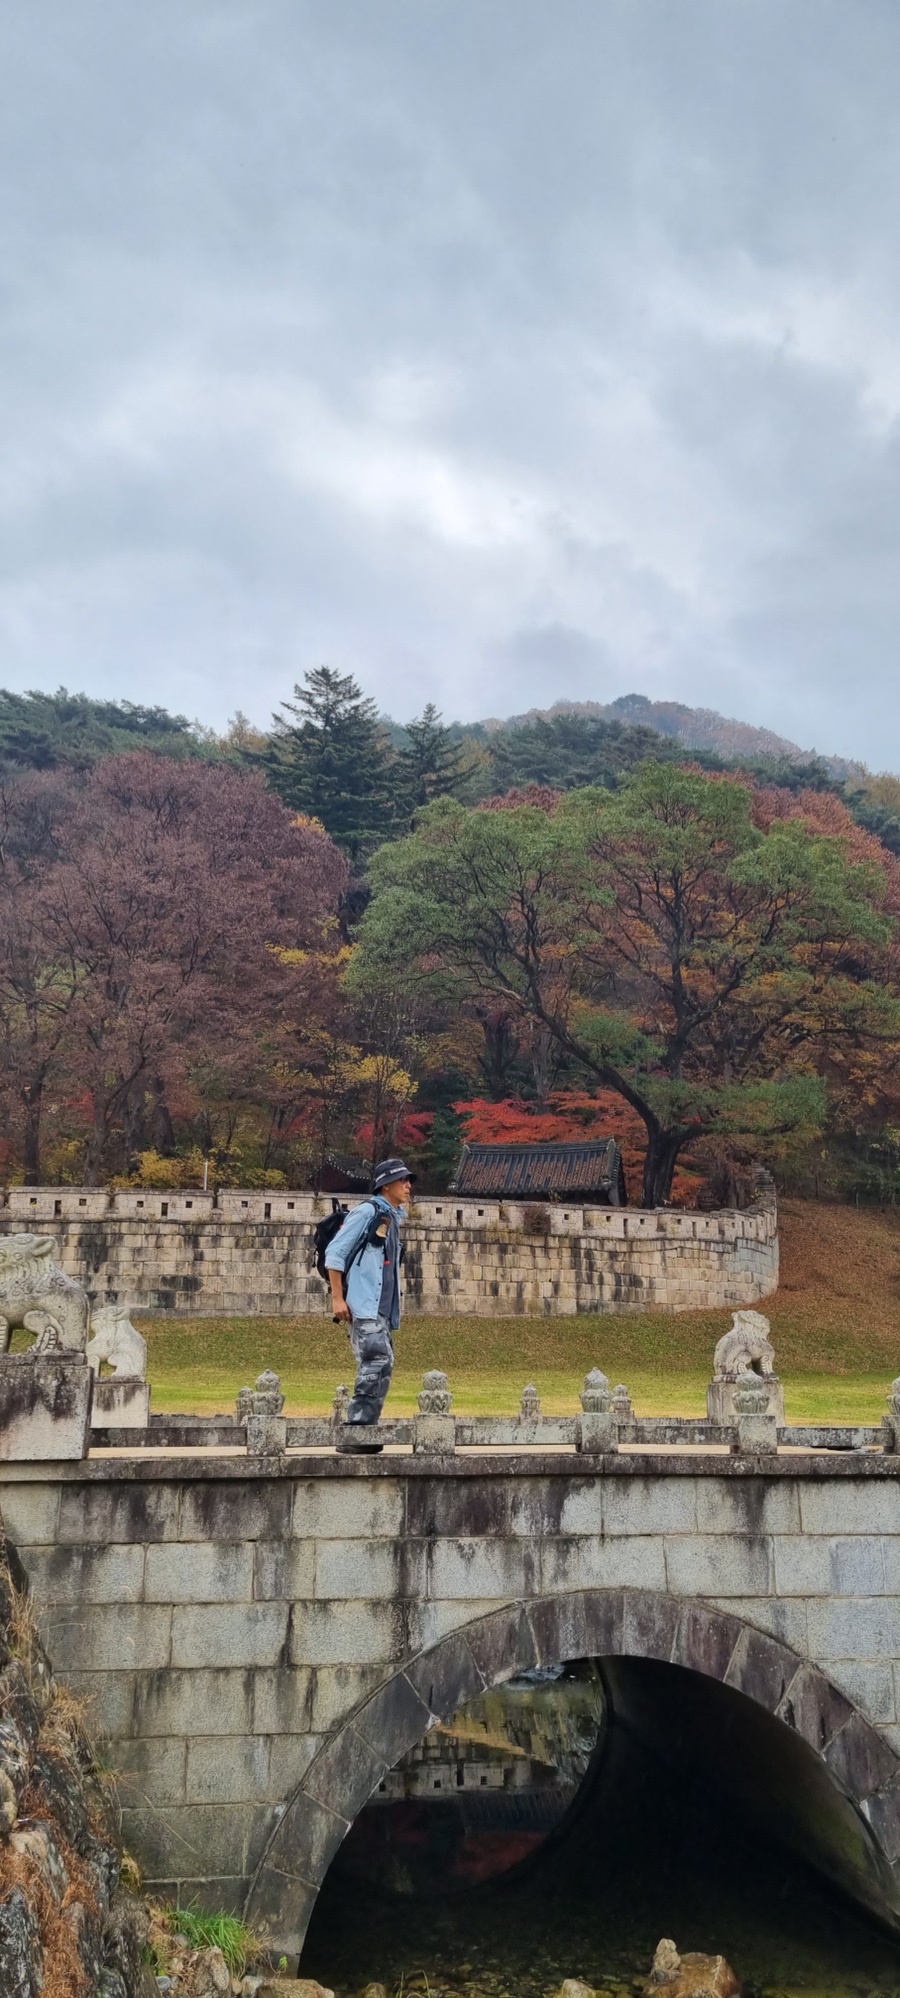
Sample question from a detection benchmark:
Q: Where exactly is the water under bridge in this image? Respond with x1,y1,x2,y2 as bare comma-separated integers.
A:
5,1409,900,1966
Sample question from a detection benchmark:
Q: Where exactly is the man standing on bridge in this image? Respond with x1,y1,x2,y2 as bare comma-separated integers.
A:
325,1157,413,1453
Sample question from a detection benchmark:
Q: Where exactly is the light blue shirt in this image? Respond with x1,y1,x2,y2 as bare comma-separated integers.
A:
324,1196,405,1328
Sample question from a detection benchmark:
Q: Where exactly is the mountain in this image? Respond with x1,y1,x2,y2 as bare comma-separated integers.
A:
486,693,864,783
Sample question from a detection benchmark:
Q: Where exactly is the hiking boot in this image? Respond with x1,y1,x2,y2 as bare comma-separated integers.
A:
336,1433,384,1454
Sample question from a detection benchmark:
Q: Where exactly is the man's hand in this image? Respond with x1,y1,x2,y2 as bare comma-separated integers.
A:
328,1271,350,1322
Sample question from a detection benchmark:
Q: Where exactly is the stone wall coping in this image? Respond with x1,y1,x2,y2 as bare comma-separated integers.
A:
2,1448,898,1484
0,1188,776,1237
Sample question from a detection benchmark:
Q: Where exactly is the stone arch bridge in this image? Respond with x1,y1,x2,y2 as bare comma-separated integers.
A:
4,1443,900,1963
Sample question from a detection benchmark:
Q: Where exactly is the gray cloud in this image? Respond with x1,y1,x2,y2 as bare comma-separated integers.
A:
2,0,900,763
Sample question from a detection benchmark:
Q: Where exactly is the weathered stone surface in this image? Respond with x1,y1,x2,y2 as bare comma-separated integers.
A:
171,1601,288,1669
257,1982,335,1998
302,1723,387,1821
13,1442,900,1964
114,1734,187,1807
180,1479,291,1544
0,1354,92,1461
404,1626,485,1719
57,1478,179,1543
186,1734,269,1805
353,1671,434,1766
412,1411,456,1455
190,1944,232,1995
44,1601,171,1673
145,1540,255,1604
91,1379,151,1430
313,1537,404,1600
102,1892,158,1998
0,1887,42,1998
723,1623,798,1712
290,1599,401,1666
642,1937,740,1997
0,1232,89,1351
86,1305,148,1380
292,1477,404,1539
0,1536,147,1996
133,1665,253,1738
24,1540,146,1605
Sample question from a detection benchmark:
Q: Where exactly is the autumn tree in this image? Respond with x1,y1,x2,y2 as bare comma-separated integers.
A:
355,765,899,1206
0,771,83,1182
0,755,346,1183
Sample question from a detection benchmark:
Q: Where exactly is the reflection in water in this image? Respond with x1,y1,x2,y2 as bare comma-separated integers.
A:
337,1665,605,1893
303,1660,900,1995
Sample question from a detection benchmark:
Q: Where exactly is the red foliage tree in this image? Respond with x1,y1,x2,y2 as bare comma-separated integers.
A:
452,1091,700,1203
0,755,346,1182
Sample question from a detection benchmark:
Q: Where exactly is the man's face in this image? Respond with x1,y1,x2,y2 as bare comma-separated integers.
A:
382,1176,411,1208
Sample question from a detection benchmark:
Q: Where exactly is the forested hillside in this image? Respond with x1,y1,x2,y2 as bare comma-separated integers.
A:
3,672,900,1202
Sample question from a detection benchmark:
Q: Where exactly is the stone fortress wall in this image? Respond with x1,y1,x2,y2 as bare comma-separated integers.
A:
0,1178,778,1317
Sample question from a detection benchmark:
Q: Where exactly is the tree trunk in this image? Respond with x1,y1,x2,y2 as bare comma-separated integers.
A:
149,1076,176,1155
21,1080,42,1186
478,1012,520,1099
640,1126,685,1209
530,1023,553,1107
83,1098,110,1186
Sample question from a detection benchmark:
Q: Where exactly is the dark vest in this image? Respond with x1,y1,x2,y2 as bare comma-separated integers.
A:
374,1200,401,1326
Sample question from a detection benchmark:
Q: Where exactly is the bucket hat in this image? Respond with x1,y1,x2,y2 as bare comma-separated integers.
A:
373,1157,416,1190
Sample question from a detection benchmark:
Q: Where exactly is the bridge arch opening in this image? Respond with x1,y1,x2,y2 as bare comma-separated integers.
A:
246,1589,900,1980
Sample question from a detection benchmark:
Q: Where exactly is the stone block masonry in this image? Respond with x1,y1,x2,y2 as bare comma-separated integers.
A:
0,1181,778,1317
3,1445,900,1959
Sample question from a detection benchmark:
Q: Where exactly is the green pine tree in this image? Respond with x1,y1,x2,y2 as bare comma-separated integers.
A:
397,704,466,819
264,667,395,861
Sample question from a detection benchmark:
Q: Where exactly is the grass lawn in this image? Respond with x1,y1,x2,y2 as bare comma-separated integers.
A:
141,1198,900,1424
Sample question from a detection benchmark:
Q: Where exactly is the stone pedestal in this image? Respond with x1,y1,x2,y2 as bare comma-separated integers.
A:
733,1408,778,1454
729,1371,779,1455
412,1413,456,1455
707,1375,784,1426
576,1410,618,1454
412,1369,455,1455
0,1354,92,1461
91,1378,150,1430
247,1414,288,1455
576,1368,618,1455
245,1369,287,1457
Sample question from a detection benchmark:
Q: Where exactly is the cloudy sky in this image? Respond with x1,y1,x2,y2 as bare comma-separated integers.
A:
3,1,900,762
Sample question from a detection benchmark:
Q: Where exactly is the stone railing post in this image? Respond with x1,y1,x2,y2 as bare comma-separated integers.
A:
576,1368,617,1455
519,1383,541,1422
412,1370,455,1455
245,1368,287,1456
331,1382,350,1428
611,1382,632,1423
732,1369,777,1455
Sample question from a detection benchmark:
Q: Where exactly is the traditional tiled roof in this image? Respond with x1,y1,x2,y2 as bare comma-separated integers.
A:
320,1154,373,1189
451,1139,625,1203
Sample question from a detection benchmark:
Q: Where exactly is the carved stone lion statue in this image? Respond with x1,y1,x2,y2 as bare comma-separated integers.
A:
0,1233,89,1353
713,1308,776,1382
86,1305,147,1381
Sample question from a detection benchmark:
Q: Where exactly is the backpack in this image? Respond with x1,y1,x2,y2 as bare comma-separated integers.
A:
312,1198,386,1294
313,1200,350,1280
